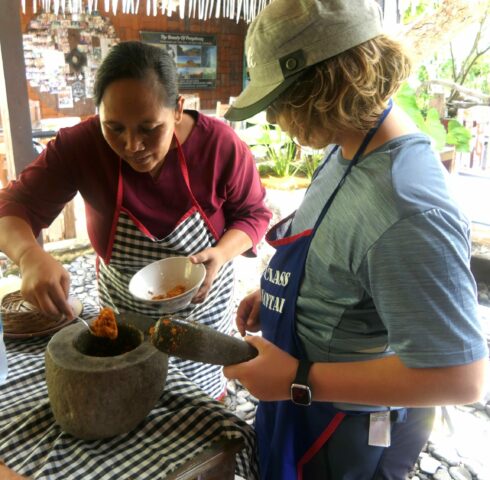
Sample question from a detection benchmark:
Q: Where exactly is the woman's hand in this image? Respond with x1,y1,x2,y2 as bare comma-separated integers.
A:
18,247,73,320
189,229,253,303
0,216,73,320
223,335,298,401
236,289,261,336
188,246,225,303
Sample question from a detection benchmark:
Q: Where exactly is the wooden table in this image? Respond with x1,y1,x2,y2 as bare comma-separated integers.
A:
167,438,245,480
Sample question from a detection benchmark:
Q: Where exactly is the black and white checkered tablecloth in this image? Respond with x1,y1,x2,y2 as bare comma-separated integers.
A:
0,336,259,479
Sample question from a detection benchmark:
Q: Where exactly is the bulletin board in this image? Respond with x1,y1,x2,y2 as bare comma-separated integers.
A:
140,31,217,89
23,12,118,116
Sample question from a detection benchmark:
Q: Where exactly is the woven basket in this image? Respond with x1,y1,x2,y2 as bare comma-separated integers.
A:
1,290,66,335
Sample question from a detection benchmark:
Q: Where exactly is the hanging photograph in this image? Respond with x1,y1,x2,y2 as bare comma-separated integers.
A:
140,31,217,89
57,87,74,109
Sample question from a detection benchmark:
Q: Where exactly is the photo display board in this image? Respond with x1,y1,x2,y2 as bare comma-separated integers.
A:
140,31,217,89
23,12,118,114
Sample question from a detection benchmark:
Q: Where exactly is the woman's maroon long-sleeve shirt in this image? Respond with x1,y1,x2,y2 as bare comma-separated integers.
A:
0,111,271,260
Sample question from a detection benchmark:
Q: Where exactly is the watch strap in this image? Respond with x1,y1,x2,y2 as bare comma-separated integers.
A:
294,359,312,385
291,359,313,406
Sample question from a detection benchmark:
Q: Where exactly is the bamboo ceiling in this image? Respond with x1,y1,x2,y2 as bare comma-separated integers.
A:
21,0,273,22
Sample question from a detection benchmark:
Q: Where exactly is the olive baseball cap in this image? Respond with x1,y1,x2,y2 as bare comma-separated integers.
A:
225,0,383,121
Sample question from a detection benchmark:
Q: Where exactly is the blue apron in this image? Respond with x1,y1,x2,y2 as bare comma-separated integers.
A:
257,103,392,480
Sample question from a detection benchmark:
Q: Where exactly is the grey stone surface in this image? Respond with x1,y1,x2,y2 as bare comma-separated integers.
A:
45,323,168,440
434,467,453,480
449,466,473,480
431,444,462,466
420,454,442,474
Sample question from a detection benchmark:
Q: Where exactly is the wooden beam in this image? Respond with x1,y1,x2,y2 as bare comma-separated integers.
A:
0,0,36,179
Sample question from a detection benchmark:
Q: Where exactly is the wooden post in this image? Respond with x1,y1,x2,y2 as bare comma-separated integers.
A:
0,0,37,179
0,0,42,246
63,200,77,239
429,92,446,119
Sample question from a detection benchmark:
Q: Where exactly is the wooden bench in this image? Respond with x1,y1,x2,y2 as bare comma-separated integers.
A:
166,437,245,480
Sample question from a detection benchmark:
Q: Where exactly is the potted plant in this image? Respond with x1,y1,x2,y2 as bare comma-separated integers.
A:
395,83,472,172
237,117,312,189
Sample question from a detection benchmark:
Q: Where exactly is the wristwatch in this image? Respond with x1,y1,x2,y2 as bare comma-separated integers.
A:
290,359,313,406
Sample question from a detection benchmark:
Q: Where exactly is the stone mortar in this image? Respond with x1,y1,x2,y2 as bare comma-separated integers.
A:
45,322,168,440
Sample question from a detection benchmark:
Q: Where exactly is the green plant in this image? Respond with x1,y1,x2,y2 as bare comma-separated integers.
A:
395,83,471,152
445,119,472,152
402,0,438,23
299,150,325,179
238,121,300,177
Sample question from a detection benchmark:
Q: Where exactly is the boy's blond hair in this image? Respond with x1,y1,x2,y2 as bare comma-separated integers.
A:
276,35,412,146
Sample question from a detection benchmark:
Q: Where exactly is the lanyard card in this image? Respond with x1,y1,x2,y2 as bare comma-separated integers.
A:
368,411,391,447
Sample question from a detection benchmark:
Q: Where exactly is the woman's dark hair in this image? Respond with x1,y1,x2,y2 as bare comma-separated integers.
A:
94,41,179,107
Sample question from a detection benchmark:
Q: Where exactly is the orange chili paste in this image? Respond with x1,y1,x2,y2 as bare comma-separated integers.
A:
151,284,186,300
91,307,118,340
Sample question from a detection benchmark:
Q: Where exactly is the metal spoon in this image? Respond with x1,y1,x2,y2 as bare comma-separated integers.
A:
75,317,95,335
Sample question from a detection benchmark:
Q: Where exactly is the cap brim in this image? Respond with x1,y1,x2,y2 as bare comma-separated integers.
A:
224,72,302,121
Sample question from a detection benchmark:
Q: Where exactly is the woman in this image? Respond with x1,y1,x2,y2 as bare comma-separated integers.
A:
0,41,271,398
223,0,489,478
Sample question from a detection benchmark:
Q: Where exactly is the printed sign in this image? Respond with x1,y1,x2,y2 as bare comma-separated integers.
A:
140,31,217,89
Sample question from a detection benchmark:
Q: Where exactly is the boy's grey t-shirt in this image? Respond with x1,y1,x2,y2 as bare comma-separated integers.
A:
290,134,488,373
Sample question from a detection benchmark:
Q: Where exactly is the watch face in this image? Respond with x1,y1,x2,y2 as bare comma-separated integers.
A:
291,383,312,406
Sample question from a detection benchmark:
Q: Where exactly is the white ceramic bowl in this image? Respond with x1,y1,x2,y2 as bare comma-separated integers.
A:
128,257,206,312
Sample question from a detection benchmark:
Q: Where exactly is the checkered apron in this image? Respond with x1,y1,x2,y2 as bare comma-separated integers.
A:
97,138,234,399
